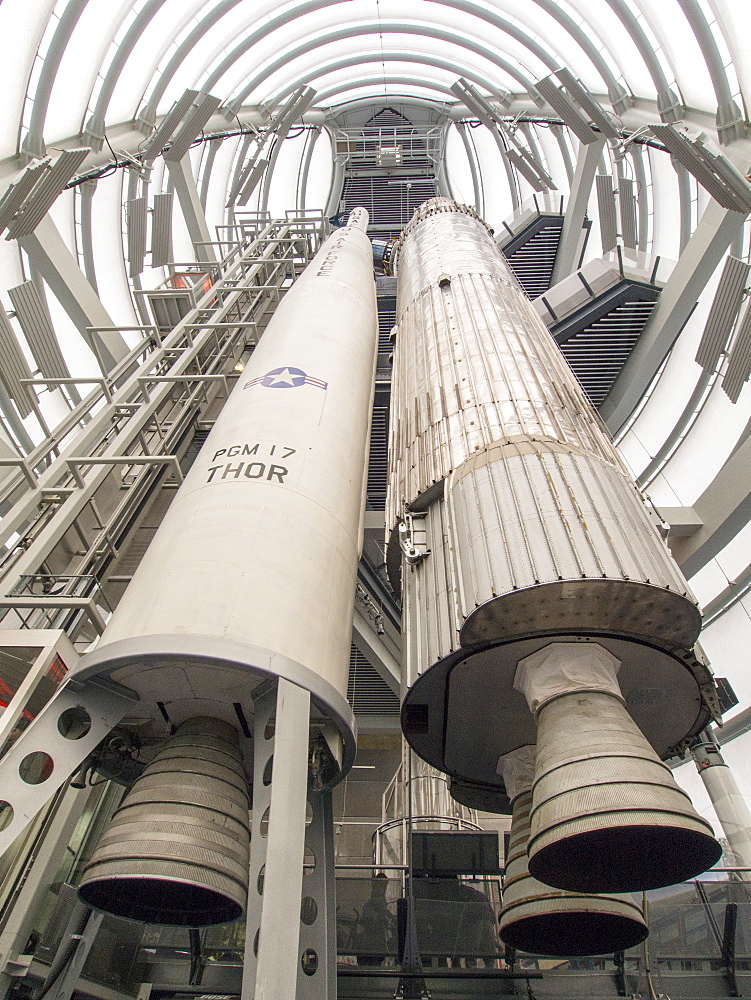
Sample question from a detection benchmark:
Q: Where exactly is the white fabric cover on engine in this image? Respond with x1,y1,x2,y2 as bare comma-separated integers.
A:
514,642,623,715
497,744,537,801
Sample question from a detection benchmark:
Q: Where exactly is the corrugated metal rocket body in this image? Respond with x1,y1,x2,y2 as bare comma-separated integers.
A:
389,199,721,893
78,208,377,747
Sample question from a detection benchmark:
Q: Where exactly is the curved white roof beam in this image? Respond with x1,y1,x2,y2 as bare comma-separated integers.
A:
213,12,556,104
142,0,349,124
16,0,743,167
256,51,512,115
315,77,458,105
224,23,543,112
528,0,630,109
602,0,683,122
82,0,169,149
674,0,744,143
22,0,91,159
131,0,632,129
323,96,455,120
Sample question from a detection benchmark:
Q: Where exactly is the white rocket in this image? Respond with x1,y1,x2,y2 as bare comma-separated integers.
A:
70,208,378,924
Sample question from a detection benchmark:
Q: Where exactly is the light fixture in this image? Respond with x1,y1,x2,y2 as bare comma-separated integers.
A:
163,93,223,163
6,149,90,240
140,90,200,164
534,76,600,146
554,68,621,139
451,78,555,192
695,255,749,371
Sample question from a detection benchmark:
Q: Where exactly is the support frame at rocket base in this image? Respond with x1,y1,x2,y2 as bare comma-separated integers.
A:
388,198,722,893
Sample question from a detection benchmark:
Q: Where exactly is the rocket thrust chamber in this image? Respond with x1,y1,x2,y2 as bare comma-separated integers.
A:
517,644,720,892
389,199,721,892
72,209,378,924
79,718,250,925
498,746,648,956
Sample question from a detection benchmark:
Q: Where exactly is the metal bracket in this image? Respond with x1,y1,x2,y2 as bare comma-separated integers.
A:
398,513,430,566
0,673,137,855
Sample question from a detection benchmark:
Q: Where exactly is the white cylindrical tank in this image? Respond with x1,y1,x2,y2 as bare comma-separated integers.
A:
76,207,378,767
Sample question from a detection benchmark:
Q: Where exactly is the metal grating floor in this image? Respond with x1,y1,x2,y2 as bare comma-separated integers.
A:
558,300,657,407
502,219,564,298
347,645,400,715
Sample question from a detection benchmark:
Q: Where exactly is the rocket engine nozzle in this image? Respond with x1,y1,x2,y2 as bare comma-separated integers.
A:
516,644,721,893
78,717,250,926
498,745,648,956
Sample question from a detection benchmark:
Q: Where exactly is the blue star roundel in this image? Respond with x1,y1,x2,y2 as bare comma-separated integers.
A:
244,366,328,390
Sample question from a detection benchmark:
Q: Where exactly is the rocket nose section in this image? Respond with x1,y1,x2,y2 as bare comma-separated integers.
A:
346,206,369,230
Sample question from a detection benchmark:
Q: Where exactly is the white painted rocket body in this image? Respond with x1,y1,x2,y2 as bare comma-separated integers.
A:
76,209,378,750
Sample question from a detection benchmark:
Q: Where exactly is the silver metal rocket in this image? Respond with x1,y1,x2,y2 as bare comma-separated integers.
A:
387,198,721,894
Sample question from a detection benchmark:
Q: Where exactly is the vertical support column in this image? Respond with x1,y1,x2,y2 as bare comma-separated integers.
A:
42,906,104,1000
324,160,345,220
456,123,484,218
551,137,605,284
297,787,336,999
692,730,751,872
166,156,217,264
242,678,311,1000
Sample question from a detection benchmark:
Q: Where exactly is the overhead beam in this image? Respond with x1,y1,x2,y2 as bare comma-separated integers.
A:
165,155,217,264
352,609,401,696
599,198,748,434
17,215,129,372
551,137,605,284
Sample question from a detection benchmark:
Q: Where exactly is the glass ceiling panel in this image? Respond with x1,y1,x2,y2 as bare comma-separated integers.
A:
710,1,751,106
0,0,58,156
647,146,682,261
201,134,241,237
631,0,715,111
322,81,455,106
559,0,658,98
699,599,751,723
107,0,207,125
621,250,728,491
305,130,334,213
658,381,751,506
475,0,619,94
42,0,134,143
149,4,270,115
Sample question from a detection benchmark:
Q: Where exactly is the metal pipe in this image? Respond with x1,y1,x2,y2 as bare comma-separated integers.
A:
692,730,751,872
